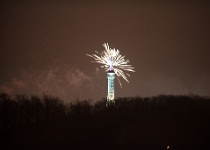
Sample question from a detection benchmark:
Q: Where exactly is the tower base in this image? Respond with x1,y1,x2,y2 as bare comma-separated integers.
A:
106,99,115,107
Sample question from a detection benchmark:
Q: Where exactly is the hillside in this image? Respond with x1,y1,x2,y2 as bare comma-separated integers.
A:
0,94,210,149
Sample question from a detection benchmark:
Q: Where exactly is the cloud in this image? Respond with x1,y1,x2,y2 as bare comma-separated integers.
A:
12,78,27,89
0,85,13,95
66,69,91,87
0,65,100,102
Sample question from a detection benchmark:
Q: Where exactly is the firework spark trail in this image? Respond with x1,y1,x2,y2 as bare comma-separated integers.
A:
87,43,135,85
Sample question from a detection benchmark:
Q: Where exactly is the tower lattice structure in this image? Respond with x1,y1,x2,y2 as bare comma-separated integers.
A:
107,71,115,106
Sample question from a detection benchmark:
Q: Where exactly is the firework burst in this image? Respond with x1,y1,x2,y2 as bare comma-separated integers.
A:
87,43,135,85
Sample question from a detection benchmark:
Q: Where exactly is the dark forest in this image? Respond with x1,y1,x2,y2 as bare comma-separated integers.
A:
0,93,210,150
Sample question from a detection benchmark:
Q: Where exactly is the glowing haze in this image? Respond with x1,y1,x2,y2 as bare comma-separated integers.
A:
1,1,210,103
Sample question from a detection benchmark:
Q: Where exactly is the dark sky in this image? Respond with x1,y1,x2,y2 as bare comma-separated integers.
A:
1,0,210,102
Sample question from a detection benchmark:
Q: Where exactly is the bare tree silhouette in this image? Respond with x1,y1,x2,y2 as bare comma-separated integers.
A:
0,93,210,149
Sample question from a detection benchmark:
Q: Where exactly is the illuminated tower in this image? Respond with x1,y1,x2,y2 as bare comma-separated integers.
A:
86,43,135,106
107,70,115,106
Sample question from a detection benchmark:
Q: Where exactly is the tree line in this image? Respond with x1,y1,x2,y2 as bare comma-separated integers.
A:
0,93,210,149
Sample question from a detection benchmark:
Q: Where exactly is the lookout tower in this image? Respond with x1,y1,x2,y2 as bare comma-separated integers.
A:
107,70,115,106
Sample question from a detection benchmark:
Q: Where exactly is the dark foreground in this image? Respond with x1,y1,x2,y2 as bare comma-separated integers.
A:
0,94,210,150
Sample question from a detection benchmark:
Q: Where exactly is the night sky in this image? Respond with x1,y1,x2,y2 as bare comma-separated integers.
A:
1,0,210,102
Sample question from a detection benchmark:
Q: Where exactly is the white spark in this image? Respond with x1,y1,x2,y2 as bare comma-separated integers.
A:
87,43,135,83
